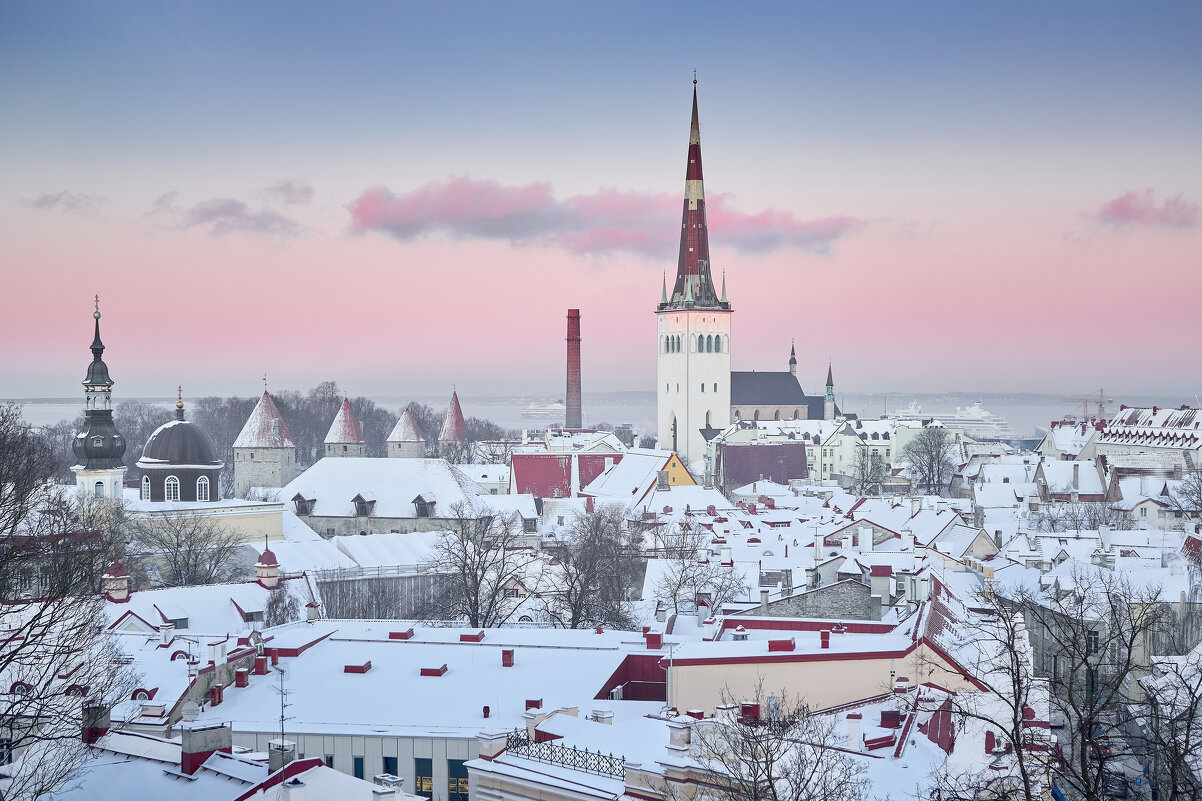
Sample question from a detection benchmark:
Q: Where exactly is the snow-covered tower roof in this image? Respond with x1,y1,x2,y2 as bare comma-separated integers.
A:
234,391,296,449
388,407,424,443
439,391,467,443
325,398,365,445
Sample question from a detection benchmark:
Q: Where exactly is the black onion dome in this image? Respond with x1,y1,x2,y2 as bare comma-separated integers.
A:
83,312,113,387
137,414,223,469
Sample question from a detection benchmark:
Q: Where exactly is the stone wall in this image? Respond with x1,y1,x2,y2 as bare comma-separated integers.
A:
744,579,881,621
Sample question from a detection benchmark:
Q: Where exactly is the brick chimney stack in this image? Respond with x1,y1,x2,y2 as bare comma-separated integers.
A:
566,309,582,429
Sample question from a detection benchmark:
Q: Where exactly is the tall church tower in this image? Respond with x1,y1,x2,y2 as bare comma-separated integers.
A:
657,81,732,467
72,297,127,498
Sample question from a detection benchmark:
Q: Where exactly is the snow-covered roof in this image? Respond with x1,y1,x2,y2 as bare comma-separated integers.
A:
583,449,686,508
439,391,467,442
324,399,365,445
233,391,296,449
282,457,488,518
387,407,425,443
332,530,442,568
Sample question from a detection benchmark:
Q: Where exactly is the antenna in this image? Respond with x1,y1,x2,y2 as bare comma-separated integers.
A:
272,665,292,745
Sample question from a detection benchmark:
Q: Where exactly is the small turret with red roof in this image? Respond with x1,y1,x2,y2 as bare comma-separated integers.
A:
438,390,468,459
103,560,130,603
325,398,366,457
255,545,280,589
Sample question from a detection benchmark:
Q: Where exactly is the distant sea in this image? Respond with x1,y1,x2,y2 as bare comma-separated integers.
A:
8,391,1196,439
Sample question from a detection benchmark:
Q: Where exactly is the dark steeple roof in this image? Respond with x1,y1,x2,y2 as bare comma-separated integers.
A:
73,298,126,470
660,81,728,312
137,394,223,469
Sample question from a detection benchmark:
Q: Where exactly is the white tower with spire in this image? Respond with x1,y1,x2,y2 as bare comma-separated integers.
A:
656,81,732,468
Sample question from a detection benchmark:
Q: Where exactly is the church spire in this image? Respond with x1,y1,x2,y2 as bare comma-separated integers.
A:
789,341,797,376
663,79,724,310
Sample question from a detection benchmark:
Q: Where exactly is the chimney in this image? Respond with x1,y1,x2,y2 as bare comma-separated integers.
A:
82,704,110,744
667,720,691,749
720,546,733,565
268,738,297,772
1072,463,1080,490
901,527,914,551
858,525,873,552
911,497,921,516
841,535,852,552
814,532,824,560
283,777,306,801
235,668,249,688
180,721,233,775
566,309,582,429
305,602,320,622
657,470,670,491
656,603,666,623
760,588,770,612
102,561,130,603
160,622,175,647
501,649,515,667
702,617,715,640
1099,525,1112,552
820,630,830,649
846,713,862,751
592,708,614,725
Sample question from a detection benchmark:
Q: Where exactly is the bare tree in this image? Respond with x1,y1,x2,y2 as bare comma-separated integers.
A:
901,427,956,497
1171,468,1202,523
1033,500,1132,533
542,504,642,629
1132,646,1202,800
0,404,137,801
669,682,868,801
128,513,247,586
847,446,885,496
421,504,535,628
264,583,301,627
652,522,748,617
113,400,175,482
996,567,1184,801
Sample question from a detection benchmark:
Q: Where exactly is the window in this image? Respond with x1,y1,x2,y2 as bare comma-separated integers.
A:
701,383,705,392
383,756,398,776
415,758,433,798
141,476,151,501
165,476,180,502
94,481,105,498
196,476,210,502
706,335,713,352
342,445,348,452
92,436,103,448
250,452,254,460
133,690,150,701
505,588,519,598
325,755,335,769
353,756,365,779
0,738,11,766
713,383,717,392
753,410,760,421
522,518,536,533
715,336,722,353
449,759,469,801
243,610,264,623
1087,630,1099,654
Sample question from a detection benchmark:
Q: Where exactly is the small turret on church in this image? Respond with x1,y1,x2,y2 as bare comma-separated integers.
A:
72,297,127,499
824,364,836,422
233,390,297,496
789,342,797,377
325,399,366,457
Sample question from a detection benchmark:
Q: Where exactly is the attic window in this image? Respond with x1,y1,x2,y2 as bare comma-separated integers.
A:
292,494,315,516
352,494,376,517
169,617,188,630
243,610,264,623
522,518,536,533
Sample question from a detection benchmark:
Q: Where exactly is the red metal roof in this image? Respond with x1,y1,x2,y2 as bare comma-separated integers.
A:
511,453,572,499
439,391,467,442
325,399,364,445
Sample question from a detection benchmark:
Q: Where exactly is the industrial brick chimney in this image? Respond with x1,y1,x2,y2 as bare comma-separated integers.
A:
566,309,582,429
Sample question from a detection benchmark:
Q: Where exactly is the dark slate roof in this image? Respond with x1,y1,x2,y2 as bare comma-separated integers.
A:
138,419,222,468
730,372,809,406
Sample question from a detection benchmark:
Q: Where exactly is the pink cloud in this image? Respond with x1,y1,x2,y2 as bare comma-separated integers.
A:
347,177,862,257
1094,188,1198,229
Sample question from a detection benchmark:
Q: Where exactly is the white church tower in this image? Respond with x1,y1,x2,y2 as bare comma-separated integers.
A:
657,81,732,467
71,297,127,499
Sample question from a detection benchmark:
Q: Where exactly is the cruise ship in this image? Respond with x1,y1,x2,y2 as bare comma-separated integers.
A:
522,400,566,419
892,400,1019,442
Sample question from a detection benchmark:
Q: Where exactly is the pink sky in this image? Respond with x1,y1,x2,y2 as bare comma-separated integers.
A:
2,3,1199,400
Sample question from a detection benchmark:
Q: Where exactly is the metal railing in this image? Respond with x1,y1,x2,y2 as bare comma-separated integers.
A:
504,730,625,777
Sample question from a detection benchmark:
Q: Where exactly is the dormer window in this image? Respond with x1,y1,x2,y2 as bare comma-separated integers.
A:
92,436,103,448
292,494,315,516
413,494,437,518
523,518,537,533
352,494,376,518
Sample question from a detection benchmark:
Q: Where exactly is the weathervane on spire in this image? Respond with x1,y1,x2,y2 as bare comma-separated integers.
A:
94,294,101,319
693,69,697,85
263,373,268,393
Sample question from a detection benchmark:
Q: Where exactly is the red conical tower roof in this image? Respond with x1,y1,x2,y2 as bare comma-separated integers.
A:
388,407,425,443
234,391,296,448
439,391,467,442
325,398,365,445
664,81,724,310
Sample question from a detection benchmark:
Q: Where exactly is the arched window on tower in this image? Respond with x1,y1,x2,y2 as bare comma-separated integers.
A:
753,410,760,422
774,410,781,421
196,476,210,502
793,410,800,420
94,481,104,498
165,476,180,502
706,411,712,427
715,336,722,353
698,335,705,353
676,335,682,352
141,475,151,501
706,335,713,353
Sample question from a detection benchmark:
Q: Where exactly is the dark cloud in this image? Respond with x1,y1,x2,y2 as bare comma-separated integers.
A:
262,179,315,205
21,191,107,214
148,192,303,237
